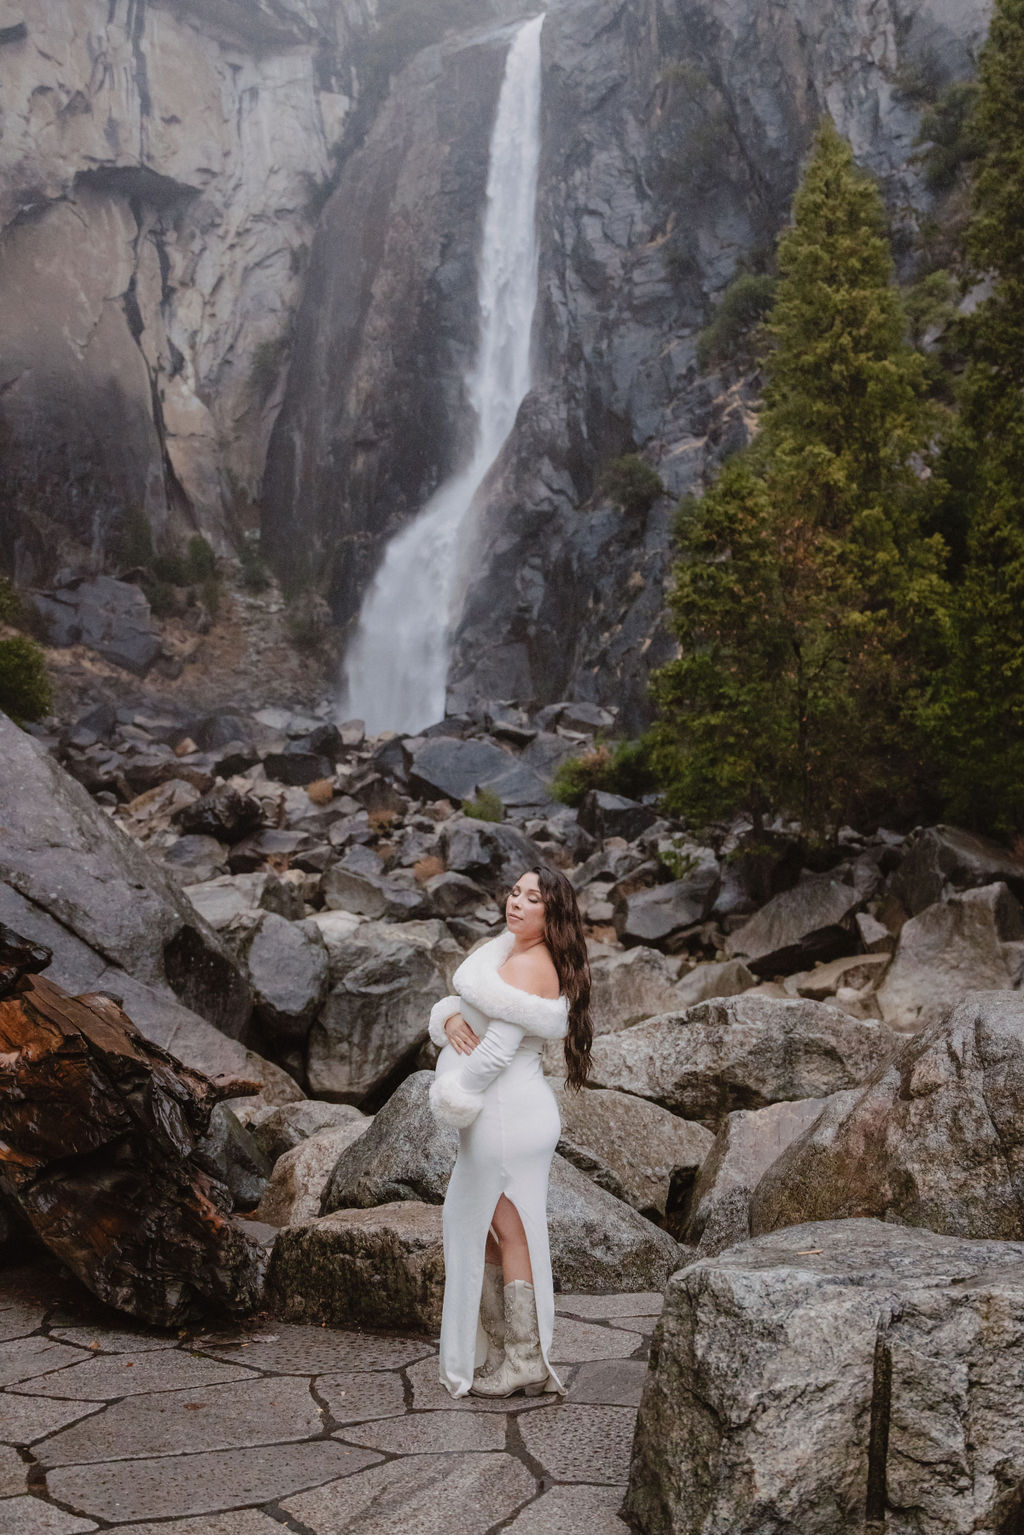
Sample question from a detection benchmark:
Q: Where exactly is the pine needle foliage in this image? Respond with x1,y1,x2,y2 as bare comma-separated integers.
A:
651,120,948,837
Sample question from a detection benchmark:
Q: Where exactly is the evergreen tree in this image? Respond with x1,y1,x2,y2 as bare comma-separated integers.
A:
927,0,1024,837
651,120,948,835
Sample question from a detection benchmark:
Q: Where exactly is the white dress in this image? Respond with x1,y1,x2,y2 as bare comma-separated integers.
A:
427,929,569,1398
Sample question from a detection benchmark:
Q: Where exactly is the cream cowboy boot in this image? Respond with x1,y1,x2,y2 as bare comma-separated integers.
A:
474,1262,506,1379
470,1280,549,1398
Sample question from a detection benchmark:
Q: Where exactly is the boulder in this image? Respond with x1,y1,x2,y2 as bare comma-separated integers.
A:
162,834,229,883
555,1084,713,1221
322,847,429,921
306,921,462,1104
180,872,270,929
674,958,756,1009
32,575,161,674
626,1220,1024,1535
408,736,549,809
0,712,252,1038
239,914,330,1069
725,876,863,976
227,827,311,873
875,882,1023,1033
587,996,897,1128
423,870,490,917
256,1121,372,1227
174,785,263,843
193,1104,272,1212
439,816,546,895
710,831,805,920
892,823,1024,915
265,1202,445,1330
250,1100,369,1165
578,790,659,843
682,1095,850,1255
589,946,684,1035
614,855,721,949
262,748,334,787
783,951,890,1003
322,1071,458,1211
750,990,1024,1242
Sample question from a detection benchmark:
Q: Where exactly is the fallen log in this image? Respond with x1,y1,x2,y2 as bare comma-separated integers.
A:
0,930,269,1326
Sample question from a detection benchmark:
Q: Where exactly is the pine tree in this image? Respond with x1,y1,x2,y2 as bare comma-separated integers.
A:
927,0,1024,837
651,120,948,836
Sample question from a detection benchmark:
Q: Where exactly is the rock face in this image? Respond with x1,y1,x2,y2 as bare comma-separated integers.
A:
0,712,252,1039
588,996,897,1127
555,1084,713,1221
750,991,1024,1242
626,1219,1024,1535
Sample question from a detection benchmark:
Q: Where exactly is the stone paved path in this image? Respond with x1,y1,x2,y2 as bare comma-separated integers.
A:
0,1260,657,1533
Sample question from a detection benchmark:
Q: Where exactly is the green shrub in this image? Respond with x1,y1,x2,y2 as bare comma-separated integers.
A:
0,576,22,626
151,551,187,585
285,594,331,652
600,455,665,517
917,80,983,193
239,538,271,592
551,739,656,806
697,271,777,370
145,580,179,618
462,788,504,822
187,535,217,583
199,575,221,618
116,506,155,569
0,635,52,723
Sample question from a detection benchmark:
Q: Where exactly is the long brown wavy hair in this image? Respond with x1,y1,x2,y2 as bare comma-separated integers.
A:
526,864,592,1092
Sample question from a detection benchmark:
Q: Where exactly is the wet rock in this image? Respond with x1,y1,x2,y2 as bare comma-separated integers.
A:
875,882,1024,1033
750,990,1024,1242
555,1084,713,1221
322,1072,458,1211
626,1220,1024,1535
193,1104,272,1213
33,576,162,674
683,1095,846,1255
0,712,252,1038
306,921,462,1105
250,1100,370,1165
615,854,721,949
587,996,897,1128
263,748,334,787
174,785,263,843
256,1121,372,1227
724,875,863,976
892,823,1024,915
266,1202,446,1330
578,790,659,843
674,958,756,1009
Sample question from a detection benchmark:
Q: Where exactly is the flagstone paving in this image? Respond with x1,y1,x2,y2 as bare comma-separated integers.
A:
0,1259,659,1532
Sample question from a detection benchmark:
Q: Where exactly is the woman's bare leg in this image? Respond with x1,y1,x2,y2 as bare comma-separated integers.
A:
489,1194,534,1283
484,1225,502,1266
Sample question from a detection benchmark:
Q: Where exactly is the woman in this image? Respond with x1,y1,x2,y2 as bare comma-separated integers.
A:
428,865,592,1399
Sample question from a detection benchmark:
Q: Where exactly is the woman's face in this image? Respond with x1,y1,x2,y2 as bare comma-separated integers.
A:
506,871,546,943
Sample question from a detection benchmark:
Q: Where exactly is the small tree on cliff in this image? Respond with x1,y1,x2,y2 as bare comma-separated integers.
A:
651,119,948,835
925,0,1024,837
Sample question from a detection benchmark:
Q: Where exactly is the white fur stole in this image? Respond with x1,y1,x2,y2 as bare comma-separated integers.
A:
450,930,568,1039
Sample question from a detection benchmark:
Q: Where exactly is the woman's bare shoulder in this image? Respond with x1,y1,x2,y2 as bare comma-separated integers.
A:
499,944,560,999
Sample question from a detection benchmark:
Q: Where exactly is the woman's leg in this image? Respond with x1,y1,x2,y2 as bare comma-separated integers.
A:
489,1193,534,1282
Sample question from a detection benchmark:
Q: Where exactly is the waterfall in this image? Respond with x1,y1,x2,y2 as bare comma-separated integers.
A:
340,13,545,734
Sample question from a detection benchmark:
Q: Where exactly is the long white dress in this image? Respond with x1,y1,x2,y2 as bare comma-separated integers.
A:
427,929,569,1398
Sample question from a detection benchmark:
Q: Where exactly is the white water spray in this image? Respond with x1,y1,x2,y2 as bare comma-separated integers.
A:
341,14,545,733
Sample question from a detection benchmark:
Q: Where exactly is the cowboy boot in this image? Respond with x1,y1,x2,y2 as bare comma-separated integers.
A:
469,1280,549,1398
473,1262,506,1379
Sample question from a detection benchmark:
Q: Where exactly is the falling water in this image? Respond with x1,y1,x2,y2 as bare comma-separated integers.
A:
341,13,545,734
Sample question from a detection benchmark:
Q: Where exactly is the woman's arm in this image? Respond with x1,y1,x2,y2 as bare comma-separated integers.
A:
427,995,462,1048
429,1019,526,1128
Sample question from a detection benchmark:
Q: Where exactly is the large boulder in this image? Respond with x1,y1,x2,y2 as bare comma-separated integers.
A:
236,913,330,1078
626,1219,1024,1535
725,876,863,976
682,1095,852,1255
250,1100,368,1164
875,882,1023,1033
0,713,252,1038
578,790,659,843
322,846,428,921
266,1203,445,1330
588,996,897,1128
892,824,1024,915
408,737,549,809
439,816,547,895
306,921,462,1105
589,946,684,1034
32,576,161,674
614,854,721,950
174,785,263,843
750,990,1024,1242
256,1121,372,1227
555,1084,713,1221
674,958,756,1009
322,1072,459,1211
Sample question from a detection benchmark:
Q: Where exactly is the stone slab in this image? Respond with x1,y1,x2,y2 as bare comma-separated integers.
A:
47,1442,382,1524
0,1304,48,1343
403,1354,555,1413
37,1378,321,1467
0,1338,90,1389
203,1326,433,1376
503,1484,631,1533
340,1409,506,1456
316,1371,407,1424
112,1516,286,1535
569,1360,648,1407
555,1293,664,1320
0,1394,101,1445
0,1442,27,1497
49,1329,179,1355
0,1497,97,1533
549,1319,642,1363
281,1451,535,1534
12,1352,256,1401
518,1405,637,1483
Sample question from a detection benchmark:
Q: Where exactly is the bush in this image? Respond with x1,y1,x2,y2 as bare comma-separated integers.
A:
462,788,504,822
0,576,22,626
239,537,271,593
285,594,332,652
697,272,777,370
0,635,52,723
600,456,665,517
116,506,155,569
551,739,656,807
917,80,983,194
187,535,217,583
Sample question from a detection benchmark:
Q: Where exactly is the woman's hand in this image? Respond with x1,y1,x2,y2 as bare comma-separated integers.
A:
444,1011,480,1055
